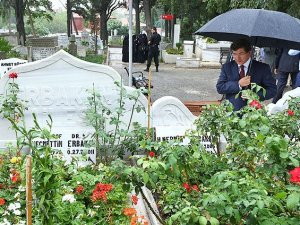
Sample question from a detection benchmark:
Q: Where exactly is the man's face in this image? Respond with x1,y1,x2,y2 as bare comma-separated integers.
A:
232,48,251,65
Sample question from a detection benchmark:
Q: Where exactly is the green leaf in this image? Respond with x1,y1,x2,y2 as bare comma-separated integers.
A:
241,131,248,137
275,192,287,200
289,156,299,167
44,173,52,186
143,173,149,184
286,192,300,210
279,151,289,159
193,150,200,158
257,200,264,209
199,216,207,225
259,125,269,135
239,120,246,128
209,217,219,225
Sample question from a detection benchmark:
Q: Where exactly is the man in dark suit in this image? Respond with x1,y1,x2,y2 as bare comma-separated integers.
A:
272,48,299,103
216,38,277,111
144,27,161,72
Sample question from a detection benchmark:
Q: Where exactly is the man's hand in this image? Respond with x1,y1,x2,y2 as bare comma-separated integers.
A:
274,69,278,75
239,76,251,87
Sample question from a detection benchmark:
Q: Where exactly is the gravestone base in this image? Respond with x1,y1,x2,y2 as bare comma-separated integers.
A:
175,57,200,68
200,61,222,68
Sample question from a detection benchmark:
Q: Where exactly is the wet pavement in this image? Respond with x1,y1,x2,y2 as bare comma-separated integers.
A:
111,62,223,102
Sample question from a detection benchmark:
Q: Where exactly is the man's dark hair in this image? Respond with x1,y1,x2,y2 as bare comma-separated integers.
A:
231,38,252,52
152,27,157,32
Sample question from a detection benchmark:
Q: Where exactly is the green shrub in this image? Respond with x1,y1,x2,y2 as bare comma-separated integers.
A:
166,47,183,55
78,54,105,64
0,37,12,53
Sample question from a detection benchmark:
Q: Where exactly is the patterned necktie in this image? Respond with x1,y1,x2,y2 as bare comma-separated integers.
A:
240,65,245,79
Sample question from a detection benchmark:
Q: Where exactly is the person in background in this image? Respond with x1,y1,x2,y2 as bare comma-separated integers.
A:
288,49,300,87
216,38,277,111
272,48,299,103
144,27,161,72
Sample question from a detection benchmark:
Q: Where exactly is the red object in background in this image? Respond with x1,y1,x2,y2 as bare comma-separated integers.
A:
161,14,174,20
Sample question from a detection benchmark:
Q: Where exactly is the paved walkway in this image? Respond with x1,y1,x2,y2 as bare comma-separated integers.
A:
111,62,223,102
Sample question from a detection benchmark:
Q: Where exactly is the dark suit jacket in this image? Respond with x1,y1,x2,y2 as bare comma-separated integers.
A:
216,60,277,111
275,48,299,72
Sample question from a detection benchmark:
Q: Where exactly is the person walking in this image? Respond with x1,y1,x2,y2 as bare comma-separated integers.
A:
216,38,277,111
288,49,300,88
144,27,161,72
272,48,299,103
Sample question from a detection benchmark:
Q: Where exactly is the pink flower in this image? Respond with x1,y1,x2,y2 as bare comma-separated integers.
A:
289,167,300,183
287,109,294,116
149,151,155,158
249,100,262,109
9,72,18,79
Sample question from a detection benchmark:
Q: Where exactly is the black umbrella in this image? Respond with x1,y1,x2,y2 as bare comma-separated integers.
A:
195,8,300,50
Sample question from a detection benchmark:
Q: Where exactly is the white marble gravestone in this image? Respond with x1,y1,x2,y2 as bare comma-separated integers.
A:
0,58,27,78
151,96,225,152
267,87,300,114
183,40,194,58
0,50,148,163
31,47,58,61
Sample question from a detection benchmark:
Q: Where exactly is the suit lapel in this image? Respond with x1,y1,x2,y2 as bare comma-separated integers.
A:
231,62,239,80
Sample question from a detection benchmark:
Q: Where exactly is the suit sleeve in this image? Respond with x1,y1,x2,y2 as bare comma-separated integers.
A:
216,64,241,94
257,64,277,100
274,48,283,69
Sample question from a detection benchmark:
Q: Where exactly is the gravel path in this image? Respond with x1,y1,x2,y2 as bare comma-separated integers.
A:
111,63,223,102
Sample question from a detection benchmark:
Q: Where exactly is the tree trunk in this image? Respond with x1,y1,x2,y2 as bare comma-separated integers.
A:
8,7,12,34
100,10,108,46
134,0,140,34
67,0,72,37
143,0,152,37
71,13,78,35
15,0,26,45
27,8,36,37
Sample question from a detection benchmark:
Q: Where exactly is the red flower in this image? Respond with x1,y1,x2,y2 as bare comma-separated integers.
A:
131,195,138,205
182,182,191,192
91,182,113,203
0,198,5,206
149,151,155,158
289,167,300,183
91,190,107,202
9,72,18,79
0,183,3,189
287,109,295,116
11,170,21,183
95,183,113,192
75,185,84,194
191,184,200,192
249,100,262,109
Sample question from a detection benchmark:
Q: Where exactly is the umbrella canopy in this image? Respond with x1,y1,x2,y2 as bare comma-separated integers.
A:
195,8,300,50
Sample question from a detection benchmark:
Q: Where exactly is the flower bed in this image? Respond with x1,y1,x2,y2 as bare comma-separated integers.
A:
0,74,300,224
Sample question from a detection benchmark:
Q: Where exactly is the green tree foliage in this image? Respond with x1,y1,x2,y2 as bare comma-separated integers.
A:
25,11,67,36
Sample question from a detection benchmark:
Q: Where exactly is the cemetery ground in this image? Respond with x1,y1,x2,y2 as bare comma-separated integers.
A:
112,63,222,102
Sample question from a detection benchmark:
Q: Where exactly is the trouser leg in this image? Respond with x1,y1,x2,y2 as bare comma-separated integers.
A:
295,72,300,87
290,72,298,89
147,51,154,68
272,71,289,103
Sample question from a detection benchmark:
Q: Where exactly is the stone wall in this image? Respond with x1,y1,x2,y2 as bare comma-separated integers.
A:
27,37,58,47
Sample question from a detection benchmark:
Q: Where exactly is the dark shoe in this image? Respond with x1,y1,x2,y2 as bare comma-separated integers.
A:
144,68,149,72
156,68,159,72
